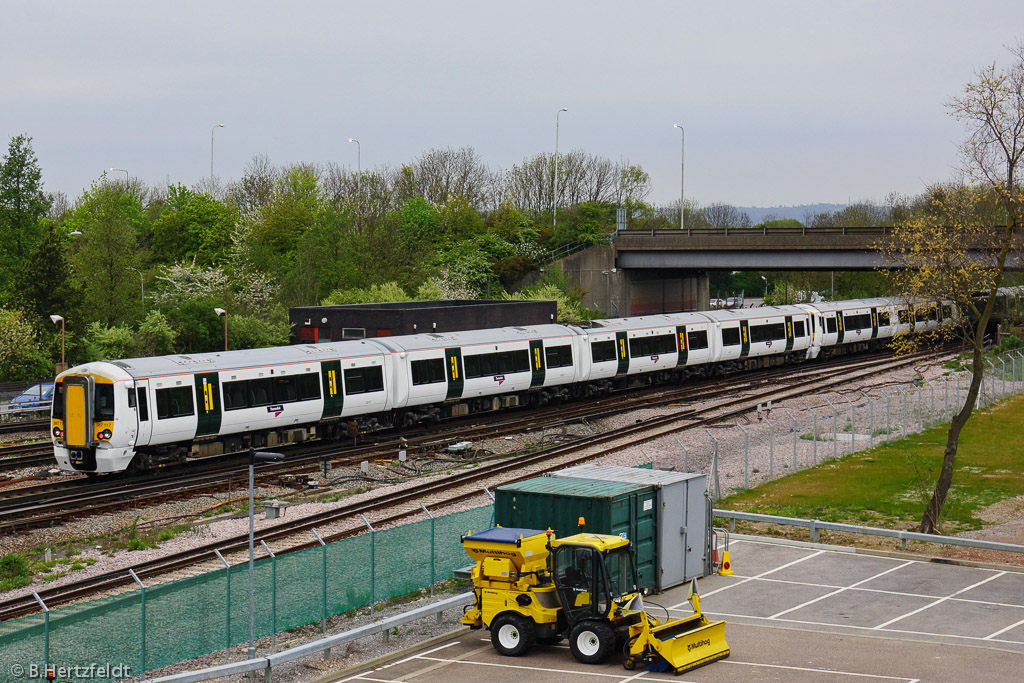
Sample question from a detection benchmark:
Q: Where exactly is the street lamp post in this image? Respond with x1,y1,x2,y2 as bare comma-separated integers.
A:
553,107,568,231
49,315,65,372
347,138,360,194
109,168,129,183
211,124,225,186
247,447,284,661
672,124,685,231
127,266,144,304
214,308,228,351
761,275,768,299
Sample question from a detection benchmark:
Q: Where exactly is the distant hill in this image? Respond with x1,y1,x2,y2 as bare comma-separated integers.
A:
737,204,846,224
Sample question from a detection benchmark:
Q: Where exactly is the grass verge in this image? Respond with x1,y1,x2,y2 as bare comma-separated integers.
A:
718,394,1024,534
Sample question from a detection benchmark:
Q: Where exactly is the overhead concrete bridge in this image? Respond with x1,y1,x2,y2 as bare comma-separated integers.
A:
560,226,1020,316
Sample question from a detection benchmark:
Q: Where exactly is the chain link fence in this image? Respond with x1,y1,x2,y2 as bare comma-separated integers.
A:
701,349,1024,497
0,505,494,683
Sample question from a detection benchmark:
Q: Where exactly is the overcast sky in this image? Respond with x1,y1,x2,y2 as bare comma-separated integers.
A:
3,1,1022,208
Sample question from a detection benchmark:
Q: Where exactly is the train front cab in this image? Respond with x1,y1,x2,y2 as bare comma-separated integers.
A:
52,372,131,473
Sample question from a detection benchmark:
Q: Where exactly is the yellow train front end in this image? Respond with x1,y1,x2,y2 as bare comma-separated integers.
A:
52,364,136,474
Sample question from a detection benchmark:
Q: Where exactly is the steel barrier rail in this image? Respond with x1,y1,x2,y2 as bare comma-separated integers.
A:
713,509,1024,554
142,592,474,683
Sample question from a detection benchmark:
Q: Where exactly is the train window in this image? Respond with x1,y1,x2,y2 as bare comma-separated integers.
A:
138,389,149,421
463,350,529,378
591,340,616,363
749,323,786,343
273,377,298,403
845,314,872,330
411,358,446,385
914,308,930,323
629,334,676,358
545,345,574,368
223,381,248,410
687,330,709,350
722,328,741,346
794,320,806,337
344,366,384,394
95,384,115,421
826,317,837,334
248,378,274,406
898,309,910,324
296,373,321,400
127,388,136,408
156,387,194,419
878,312,891,326
52,382,64,420
942,304,953,320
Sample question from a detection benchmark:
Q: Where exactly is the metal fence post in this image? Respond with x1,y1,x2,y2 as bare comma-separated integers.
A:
869,394,875,449
32,592,48,678
764,419,775,480
825,399,837,460
704,429,720,499
736,424,750,488
311,529,328,632
359,515,376,615
811,408,818,464
674,438,689,473
921,385,929,432
421,504,436,595
129,569,146,676
214,549,231,651
884,392,891,444
778,408,798,472
260,541,277,653
929,383,935,428
843,396,855,454
944,378,949,422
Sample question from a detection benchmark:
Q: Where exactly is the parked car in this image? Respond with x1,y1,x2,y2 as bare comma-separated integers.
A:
10,382,55,409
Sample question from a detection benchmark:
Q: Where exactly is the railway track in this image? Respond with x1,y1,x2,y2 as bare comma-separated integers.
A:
0,417,48,435
0,347,944,621
0,349,930,532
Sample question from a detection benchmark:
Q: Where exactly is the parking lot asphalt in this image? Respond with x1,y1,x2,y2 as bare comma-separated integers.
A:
333,535,1024,682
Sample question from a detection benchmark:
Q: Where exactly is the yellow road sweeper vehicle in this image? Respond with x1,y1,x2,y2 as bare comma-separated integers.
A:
460,525,729,674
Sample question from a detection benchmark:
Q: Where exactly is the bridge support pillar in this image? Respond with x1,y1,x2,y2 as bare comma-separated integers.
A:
561,245,710,316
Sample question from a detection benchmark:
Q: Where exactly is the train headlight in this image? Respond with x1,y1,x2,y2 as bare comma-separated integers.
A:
98,429,112,440
52,427,63,438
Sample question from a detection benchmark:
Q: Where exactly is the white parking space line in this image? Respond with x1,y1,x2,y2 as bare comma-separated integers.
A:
769,560,916,619
873,571,1006,629
676,549,826,607
336,642,463,682
724,659,918,681
415,655,640,678
712,609,1024,648
984,615,1024,640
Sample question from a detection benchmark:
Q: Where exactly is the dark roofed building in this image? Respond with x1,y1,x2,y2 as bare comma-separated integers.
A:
290,300,558,344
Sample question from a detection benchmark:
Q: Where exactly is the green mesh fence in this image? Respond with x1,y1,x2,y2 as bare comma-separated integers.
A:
0,504,494,683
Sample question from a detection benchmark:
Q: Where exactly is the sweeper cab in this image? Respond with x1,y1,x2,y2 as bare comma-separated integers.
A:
459,525,729,674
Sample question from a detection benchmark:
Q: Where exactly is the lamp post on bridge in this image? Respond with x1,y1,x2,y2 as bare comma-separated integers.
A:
673,124,684,231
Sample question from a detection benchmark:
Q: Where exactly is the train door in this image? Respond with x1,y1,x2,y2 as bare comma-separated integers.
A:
134,380,152,445
529,340,545,387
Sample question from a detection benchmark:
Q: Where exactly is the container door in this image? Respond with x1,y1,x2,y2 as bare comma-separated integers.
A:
135,380,152,445
683,476,708,581
658,483,686,590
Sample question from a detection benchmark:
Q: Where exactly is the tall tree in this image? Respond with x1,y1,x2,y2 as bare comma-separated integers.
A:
881,43,1024,534
66,181,147,326
0,135,51,299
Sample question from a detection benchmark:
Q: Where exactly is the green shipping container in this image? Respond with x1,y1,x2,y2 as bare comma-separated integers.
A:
494,476,659,593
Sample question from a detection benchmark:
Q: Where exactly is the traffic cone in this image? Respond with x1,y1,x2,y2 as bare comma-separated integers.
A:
718,550,734,576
